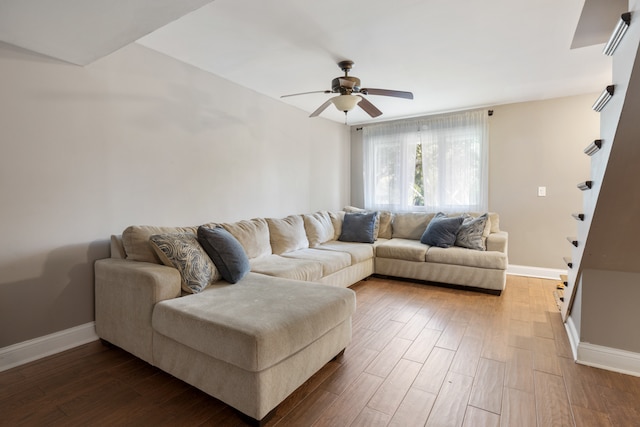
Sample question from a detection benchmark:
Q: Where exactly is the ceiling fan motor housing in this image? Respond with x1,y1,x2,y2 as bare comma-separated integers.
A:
332,76,361,94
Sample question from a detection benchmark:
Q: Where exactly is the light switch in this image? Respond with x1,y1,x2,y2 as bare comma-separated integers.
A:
538,186,546,197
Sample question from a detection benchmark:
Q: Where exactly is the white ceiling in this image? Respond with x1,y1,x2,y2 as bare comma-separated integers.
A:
0,0,629,124
0,0,213,65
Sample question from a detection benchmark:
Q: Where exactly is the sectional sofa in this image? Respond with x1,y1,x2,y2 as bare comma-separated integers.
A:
94,208,508,425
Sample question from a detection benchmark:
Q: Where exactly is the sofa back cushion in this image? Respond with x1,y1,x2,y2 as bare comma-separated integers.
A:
266,215,309,254
392,212,435,240
122,225,197,263
221,218,272,259
488,212,500,233
377,211,394,239
329,211,345,240
303,211,335,247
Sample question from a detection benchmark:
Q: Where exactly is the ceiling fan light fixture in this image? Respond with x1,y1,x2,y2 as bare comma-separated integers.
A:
332,94,361,112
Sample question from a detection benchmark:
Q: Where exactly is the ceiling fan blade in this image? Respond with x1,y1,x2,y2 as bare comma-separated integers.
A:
281,90,331,98
360,88,414,99
356,96,383,118
309,99,334,117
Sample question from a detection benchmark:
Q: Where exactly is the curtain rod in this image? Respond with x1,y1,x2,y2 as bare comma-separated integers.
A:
355,109,494,131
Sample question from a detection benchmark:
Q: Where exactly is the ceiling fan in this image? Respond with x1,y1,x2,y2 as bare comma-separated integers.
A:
281,60,413,119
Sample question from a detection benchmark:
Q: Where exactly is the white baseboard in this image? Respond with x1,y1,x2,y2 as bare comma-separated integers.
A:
563,315,640,377
576,342,640,378
507,264,566,280
0,322,98,372
564,316,579,360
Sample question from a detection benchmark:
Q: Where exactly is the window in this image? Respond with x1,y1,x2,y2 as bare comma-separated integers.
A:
363,109,488,212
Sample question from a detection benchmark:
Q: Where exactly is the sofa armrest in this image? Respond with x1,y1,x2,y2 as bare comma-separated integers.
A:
95,258,181,364
486,231,508,254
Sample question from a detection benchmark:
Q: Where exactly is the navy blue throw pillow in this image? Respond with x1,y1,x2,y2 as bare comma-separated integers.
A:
420,213,464,248
339,212,378,244
197,226,250,284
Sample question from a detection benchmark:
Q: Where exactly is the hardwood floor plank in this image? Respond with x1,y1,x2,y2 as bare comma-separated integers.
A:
361,319,405,352
436,321,468,351
350,407,391,427
500,387,536,427
367,307,401,333
449,336,483,377
413,346,456,394
425,305,456,331
532,336,562,376
534,371,574,426
275,387,338,427
365,336,413,378
313,372,383,427
571,405,612,427
462,406,500,427
388,387,436,427
319,346,379,396
275,359,341,419
396,306,436,340
549,311,574,358
600,384,640,425
507,319,533,351
403,327,442,363
532,311,554,339
468,357,505,414
425,371,474,427
504,346,534,393
367,358,422,415
481,328,510,363
390,300,422,323
558,356,609,413
130,371,192,405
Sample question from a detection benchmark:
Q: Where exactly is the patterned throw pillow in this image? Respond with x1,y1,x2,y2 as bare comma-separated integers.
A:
420,212,464,248
455,213,489,251
149,233,220,293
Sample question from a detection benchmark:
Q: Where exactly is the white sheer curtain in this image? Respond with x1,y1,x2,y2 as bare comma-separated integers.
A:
363,109,488,213
420,110,488,212
363,121,418,212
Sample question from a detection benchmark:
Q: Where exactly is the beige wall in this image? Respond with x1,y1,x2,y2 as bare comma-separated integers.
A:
351,94,599,270
489,94,599,269
581,269,640,353
0,42,350,348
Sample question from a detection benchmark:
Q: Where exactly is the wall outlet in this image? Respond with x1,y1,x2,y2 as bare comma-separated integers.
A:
538,186,547,197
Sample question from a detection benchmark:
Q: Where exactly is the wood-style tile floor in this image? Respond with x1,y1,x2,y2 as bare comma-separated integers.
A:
2,275,640,426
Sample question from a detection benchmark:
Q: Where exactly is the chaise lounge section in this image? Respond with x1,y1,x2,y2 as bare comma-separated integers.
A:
95,208,508,424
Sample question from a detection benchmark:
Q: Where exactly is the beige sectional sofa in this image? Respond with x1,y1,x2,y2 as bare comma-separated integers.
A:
95,208,507,425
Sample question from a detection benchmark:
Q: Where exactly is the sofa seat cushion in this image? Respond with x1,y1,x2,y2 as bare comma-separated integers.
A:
316,241,374,264
376,238,428,262
249,255,323,282
282,248,351,276
426,246,507,269
152,272,356,372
